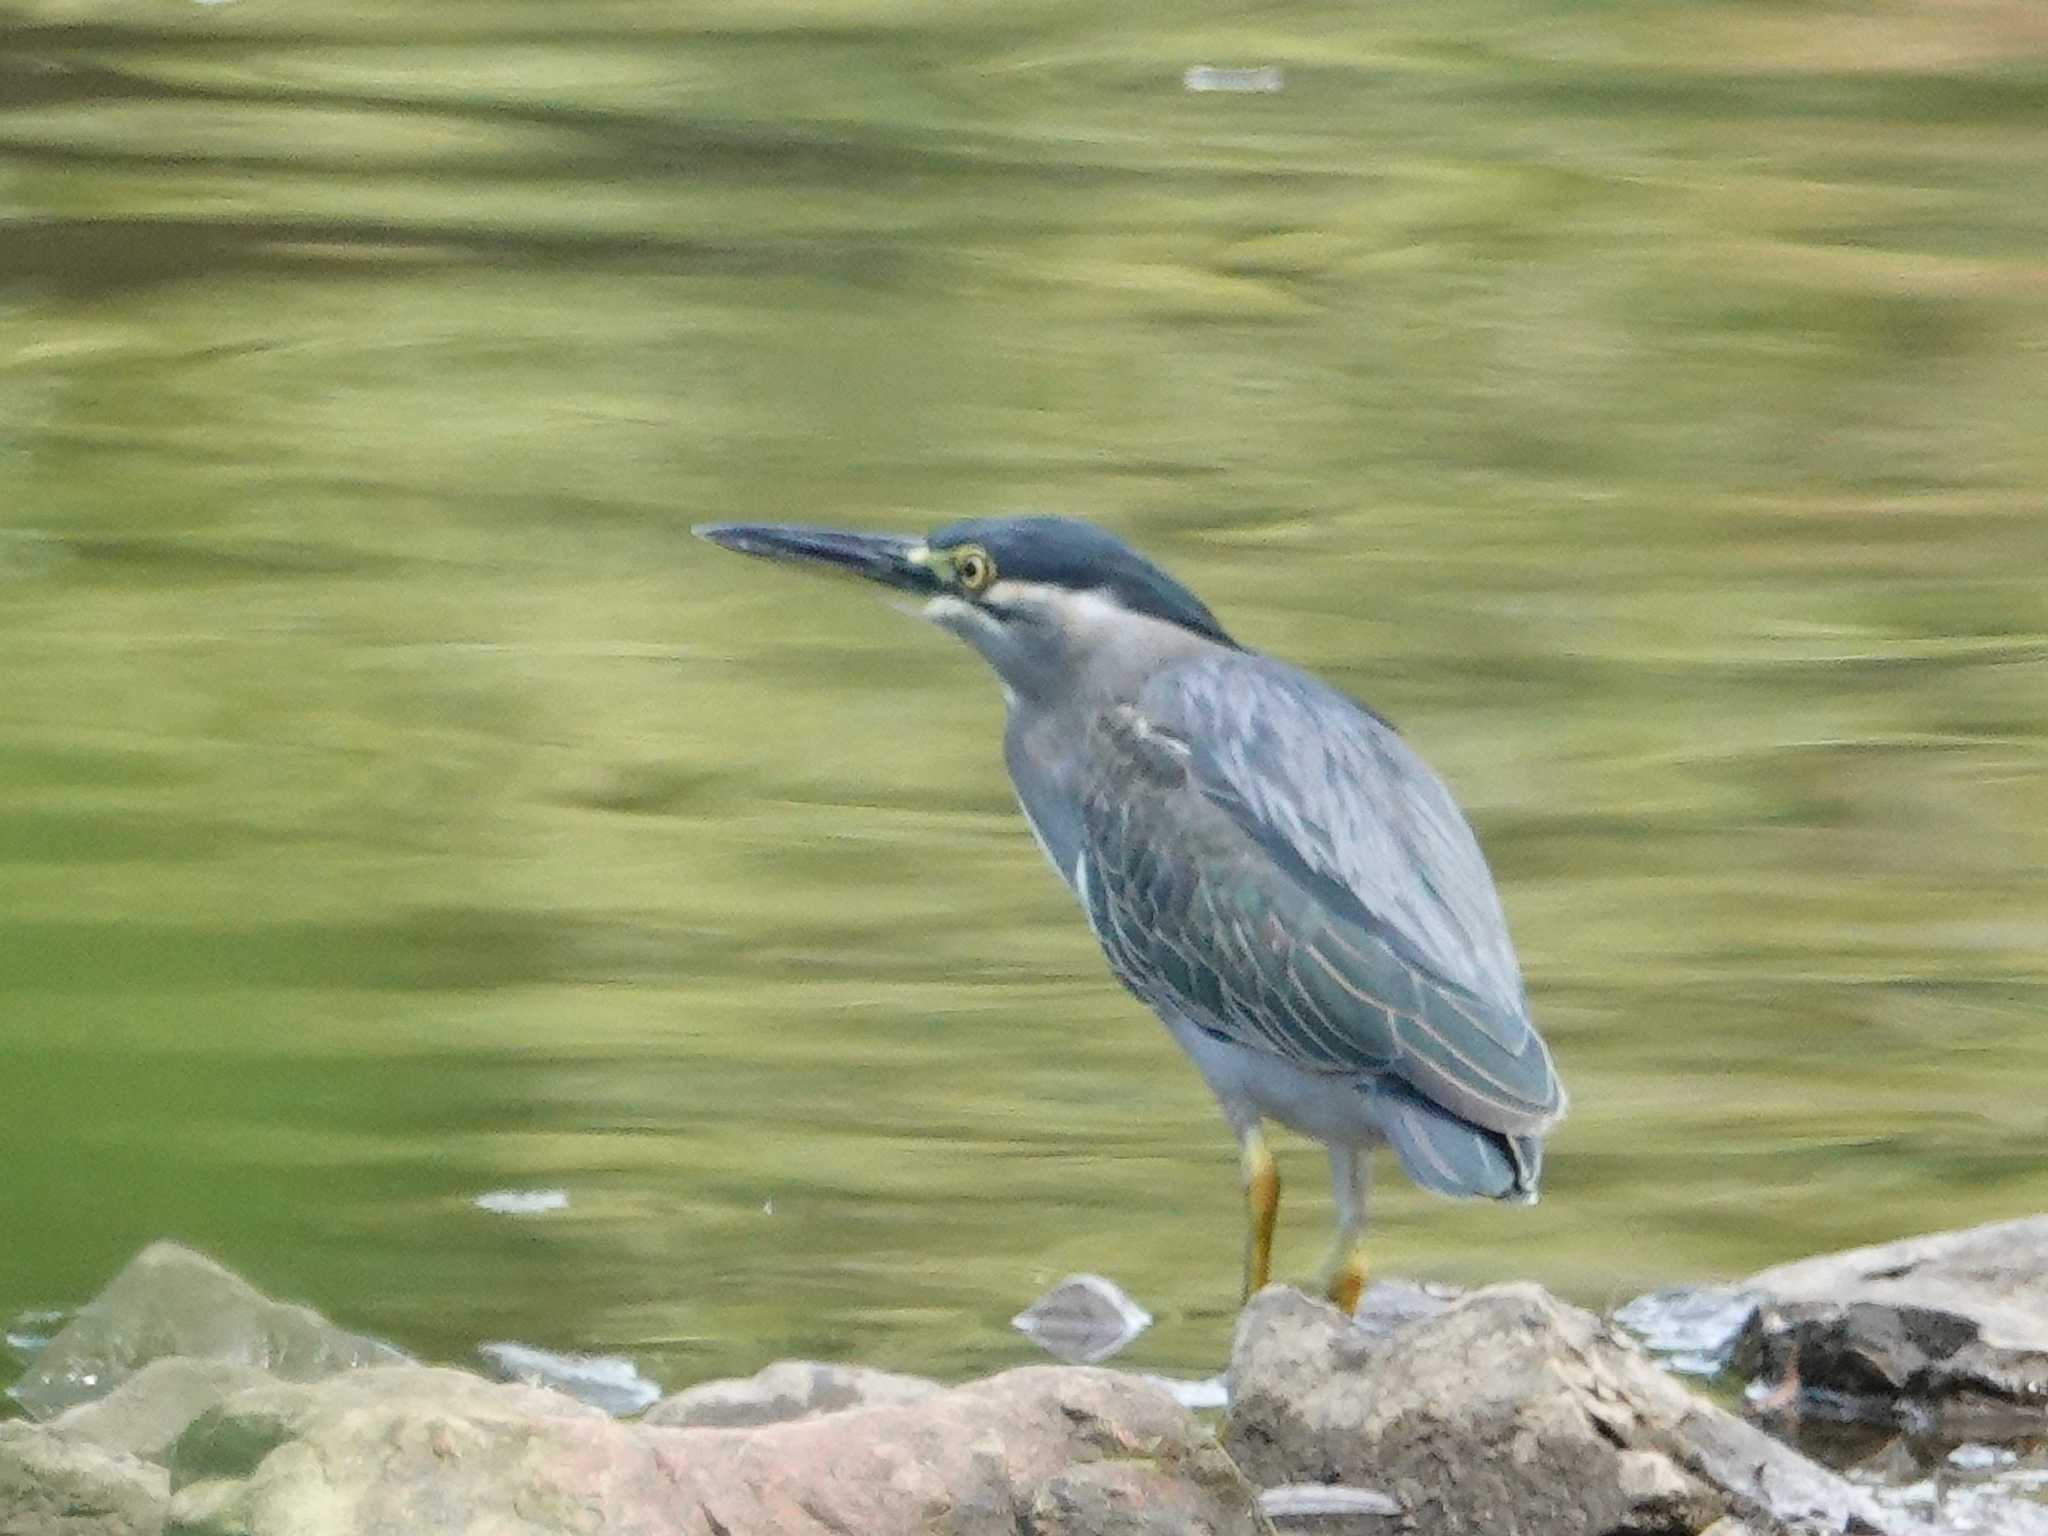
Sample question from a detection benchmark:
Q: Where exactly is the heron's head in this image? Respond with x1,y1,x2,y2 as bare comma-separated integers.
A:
695,515,1236,702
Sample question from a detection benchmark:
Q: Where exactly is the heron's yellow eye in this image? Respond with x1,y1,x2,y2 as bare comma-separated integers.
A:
954,546,996,594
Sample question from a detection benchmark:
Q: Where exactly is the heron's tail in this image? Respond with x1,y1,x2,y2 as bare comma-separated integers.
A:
1374,1078,1544,1204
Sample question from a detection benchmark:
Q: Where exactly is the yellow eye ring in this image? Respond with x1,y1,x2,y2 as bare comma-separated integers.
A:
954,546,997,594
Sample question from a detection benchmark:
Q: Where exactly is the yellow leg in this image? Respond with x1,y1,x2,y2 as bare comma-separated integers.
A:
1321,1143,1371,1314
1324,1243,1370,1314
1240,1129,1280,1300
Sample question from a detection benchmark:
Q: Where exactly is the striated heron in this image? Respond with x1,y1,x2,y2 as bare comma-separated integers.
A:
696,516,1565,1310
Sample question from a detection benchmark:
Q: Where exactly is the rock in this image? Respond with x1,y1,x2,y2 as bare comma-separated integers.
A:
643,1359,940,1427
1750,1218,2048,1351
165,1362,1266,1535
166,1365,600,1490
1348,1277,1461,1343
0,1420,167,1536
1012,1275,1154,1364
1225,1282,1924,1536
475,1341,661,1416
9,1243,406,1420
1748,1300,2048,1437
47,1359,274,1465
1741,1218,2048,1434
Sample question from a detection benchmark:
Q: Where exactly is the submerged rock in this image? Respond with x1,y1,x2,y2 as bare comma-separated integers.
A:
46,1357,275,1465
164,1363,1266,1536
8,1243,406,1421
1226,1282,1925,1536
475,1340,661,1417
0,1420,168,1536
643,1359,940,1427
4,1308,67,1369
1011,1274,1153,1364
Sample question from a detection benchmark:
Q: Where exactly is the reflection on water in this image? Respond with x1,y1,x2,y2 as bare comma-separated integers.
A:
2,0,2045,1391
1800,1423,2048,1536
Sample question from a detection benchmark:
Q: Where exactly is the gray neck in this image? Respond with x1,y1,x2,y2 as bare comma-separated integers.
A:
928,582,1224,711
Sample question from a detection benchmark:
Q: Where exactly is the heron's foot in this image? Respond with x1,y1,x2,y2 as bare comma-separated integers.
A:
1320,1243,1369,1315
1239,1133,1280,1301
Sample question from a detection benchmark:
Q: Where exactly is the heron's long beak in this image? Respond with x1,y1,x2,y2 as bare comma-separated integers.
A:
694,522,940,595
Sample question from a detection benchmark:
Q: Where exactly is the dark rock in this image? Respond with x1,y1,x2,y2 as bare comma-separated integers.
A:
9,1244,405,1421
643,1359,940,1427
1761,1302,1976,1399
1751,1303,2048,1437
165,1362,1267,1535
1743,1219,2048,1434
1225,1282,1925,1536
0,1421,167,1536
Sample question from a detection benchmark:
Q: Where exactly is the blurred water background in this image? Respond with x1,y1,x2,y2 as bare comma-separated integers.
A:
2,0,2045,1392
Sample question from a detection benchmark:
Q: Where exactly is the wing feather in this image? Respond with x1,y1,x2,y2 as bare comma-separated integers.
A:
1076,652,1564,1137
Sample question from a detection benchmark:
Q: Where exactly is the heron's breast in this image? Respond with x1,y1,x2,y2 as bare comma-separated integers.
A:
1159,1014,1387,1148
1003,710,1095,889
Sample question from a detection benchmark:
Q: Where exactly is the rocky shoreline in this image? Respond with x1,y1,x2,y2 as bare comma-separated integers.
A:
4,1220,2046,1535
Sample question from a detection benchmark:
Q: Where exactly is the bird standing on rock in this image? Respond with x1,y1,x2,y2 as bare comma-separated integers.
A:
697,516,1566,1311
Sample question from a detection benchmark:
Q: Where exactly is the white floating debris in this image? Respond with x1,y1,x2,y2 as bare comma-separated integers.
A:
473,1188,570,1216
1869,1463,2048,1535
1141,1372,1229,1411
1183,65,1284,94
1612,1286,1760,1377
1946,1443,2020,1472
1259,1484,1403,1520
477,1341,660,1417
1011,1274,1152,1364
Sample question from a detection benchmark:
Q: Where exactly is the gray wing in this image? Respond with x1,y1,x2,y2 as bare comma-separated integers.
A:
1074,652,1564,1137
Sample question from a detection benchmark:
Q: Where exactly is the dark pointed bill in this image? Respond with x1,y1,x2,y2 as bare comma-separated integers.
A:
693,522,939,594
